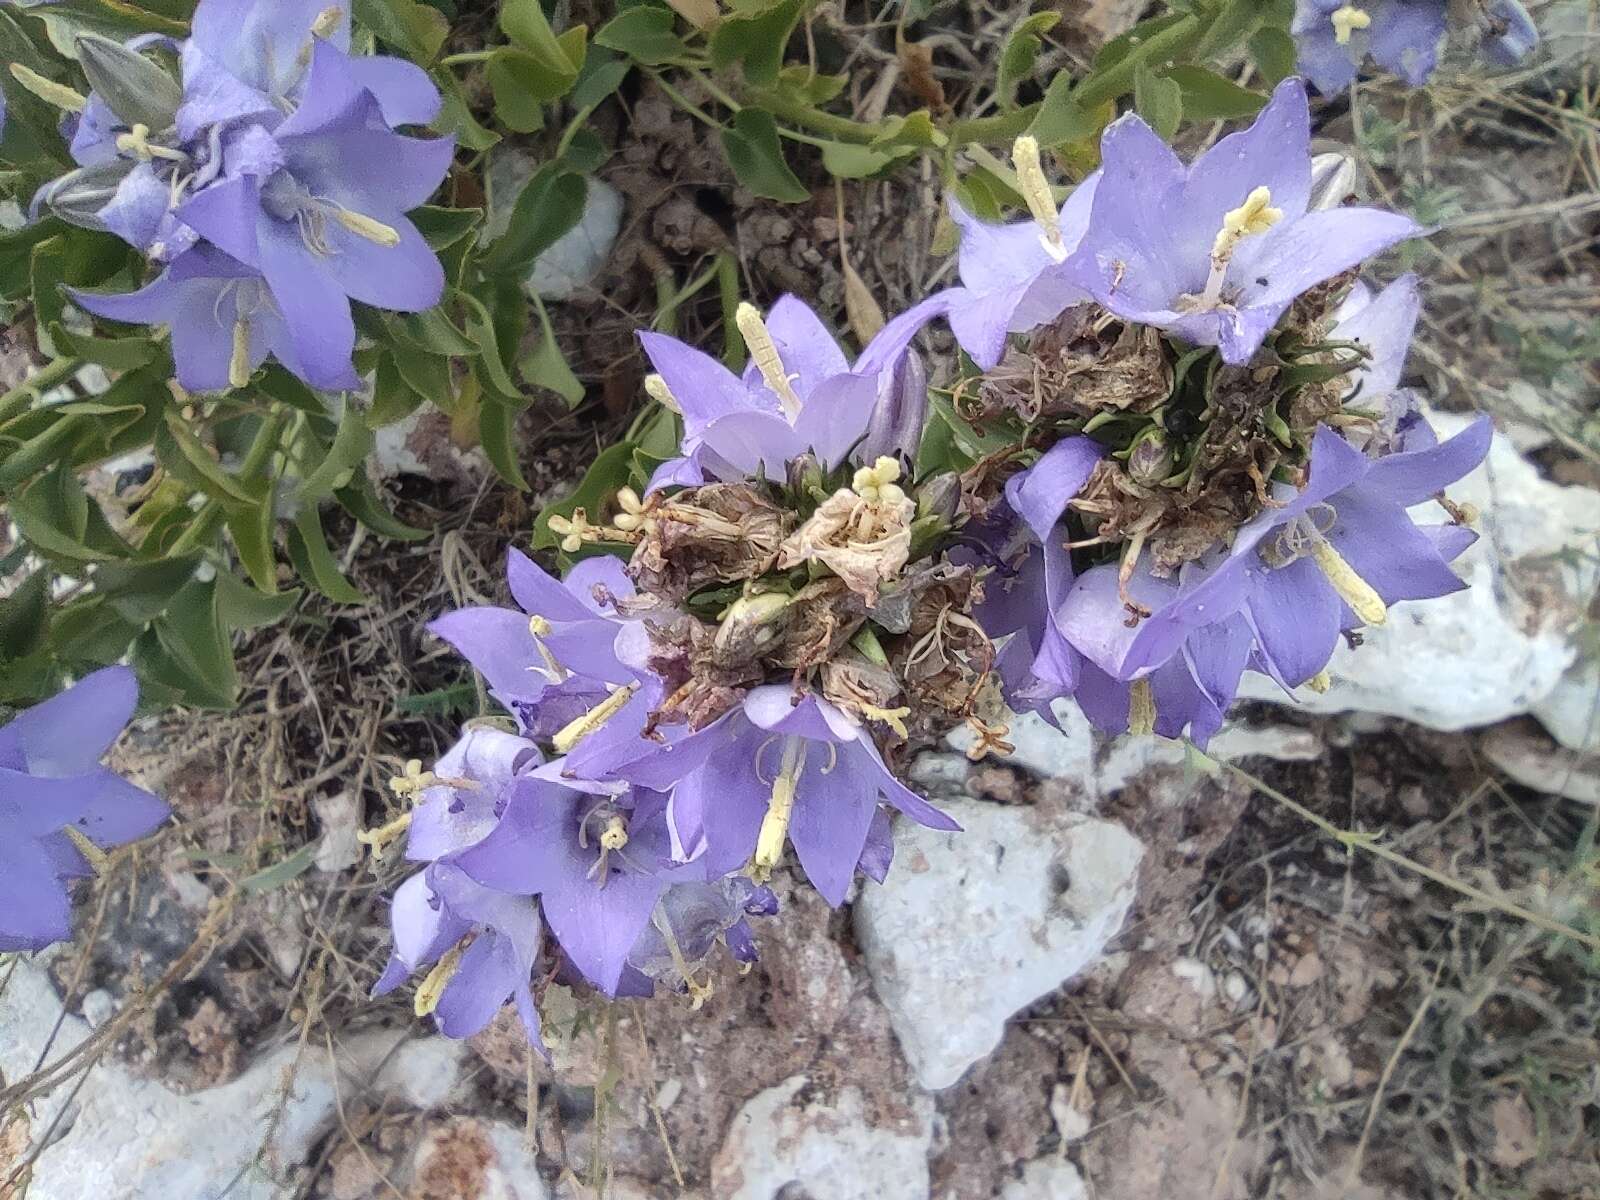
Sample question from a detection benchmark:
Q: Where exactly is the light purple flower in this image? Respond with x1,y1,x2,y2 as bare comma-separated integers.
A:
1067,79,1421,365
973,437,1104,715
1291,1,1537,93
875,175,1102,372
612,685,959,907
1059,560,1256,746
449,771,690,996
427,550,641,739
178,0,440,138
0,667,169,952
1292,1,1447,92
172,40,452,391
70,244,309,392
1099,420,1491,693
642,295,922,488
372,862,546,1044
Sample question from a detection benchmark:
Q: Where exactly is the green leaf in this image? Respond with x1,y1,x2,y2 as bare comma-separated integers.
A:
47,322,158,370
501,0,585,79
461,289,526,401
411,206,483,253
13,465,129,563
570,49,632,111
819,139,914,179
773,65,847,106
240,842,318,893
1248,27,1297,85
1028,76,1114,150
95,555,202,625
596,5,685,65
709,0,803,87
376,306,478,357
520,294,585,406
353,0,450,62
1164,66,1266,120
480,165,587,278
435,77,502,152
870,110,945,150
1133,64,1182,140
1189,0,1265,64
285,507,366,604
720,108,808,203
335,474,429,541
297,406,376,505
487,49,550,132
996,11,1059,109
225,491,279,593
142,579,239,710
156,410,258,504
214,570,301,630
0,571,50,663
479,395,529,490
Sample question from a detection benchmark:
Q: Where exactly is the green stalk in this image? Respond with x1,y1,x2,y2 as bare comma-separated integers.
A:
0,357,83,428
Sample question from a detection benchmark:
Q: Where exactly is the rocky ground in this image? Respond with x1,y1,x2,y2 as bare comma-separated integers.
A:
3,1,1598,1197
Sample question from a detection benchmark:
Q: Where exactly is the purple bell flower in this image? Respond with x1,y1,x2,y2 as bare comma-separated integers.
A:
426,550,643,741
0,668,169,952
178,0,440,139
70,244,304,392
448,771,691,996
373,862,547,1045
611,685,960,907
642,294,932,488
1291,1,1537,94
875,170,1101,371
1094,419,1492,696
172,40,452,391
974,437,1105,715
1067,79,1421,365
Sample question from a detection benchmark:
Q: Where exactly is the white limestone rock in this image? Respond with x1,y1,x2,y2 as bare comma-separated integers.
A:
711,1075,934,1200
855,800,1143,1090
0,955,467,1199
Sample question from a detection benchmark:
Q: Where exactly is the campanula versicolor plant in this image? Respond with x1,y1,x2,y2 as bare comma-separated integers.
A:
354,75,1496,1041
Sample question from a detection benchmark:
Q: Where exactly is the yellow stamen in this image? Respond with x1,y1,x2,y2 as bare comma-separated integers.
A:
1330,5,1372,44
651,902,715,1009
1304,669,1333,694
113,124,188,164
357,811,412,859
551,683,639,754
414,944,464,1017
311,5,344,38
644,373,682,414
598,814,629,851
1212,186,1284,260
752,738,804,883
333,207,401,247
1128,678,1156,736
735,302,803,420
9,64,86,113
1011,135,1063,257
388,759,435,796
229,319,252,390
851,455,903,502
860,704,912,740
964,717,1015,761
63,826,109,875
527,614,552,637
1310,539,1387,627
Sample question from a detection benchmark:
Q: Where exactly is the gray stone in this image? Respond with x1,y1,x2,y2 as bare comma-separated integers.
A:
711,1075,934,1200
0,954,467,1199
856,800,1143,1090
483,149,623,300
1000,1157,1089,1200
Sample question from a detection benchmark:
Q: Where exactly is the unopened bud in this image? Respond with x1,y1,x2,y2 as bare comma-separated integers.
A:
713,592,792,661
36,159,135,230
75,34,182,130
914,471,961,523
1308,152,1359,212
1127,427,1175,485
858,348,927,464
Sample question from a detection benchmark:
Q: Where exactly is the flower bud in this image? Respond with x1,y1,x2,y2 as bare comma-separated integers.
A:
914,471,961,523
712,591,793,662
786,451,823,499
858,348,928,465
75,34,182,132
1308,151,1359,212
1127,427,1175,485
34,159,136,231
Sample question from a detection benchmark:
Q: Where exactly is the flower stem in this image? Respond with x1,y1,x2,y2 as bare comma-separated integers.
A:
439,49,496,67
